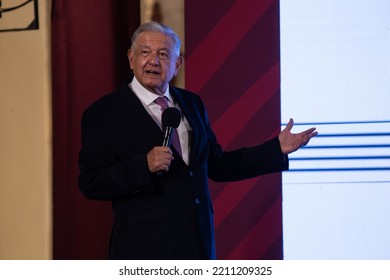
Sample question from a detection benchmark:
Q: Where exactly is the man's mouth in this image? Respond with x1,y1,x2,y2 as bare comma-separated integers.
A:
145,70,160,75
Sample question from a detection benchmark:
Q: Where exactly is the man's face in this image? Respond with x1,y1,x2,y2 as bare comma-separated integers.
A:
128,32,182,95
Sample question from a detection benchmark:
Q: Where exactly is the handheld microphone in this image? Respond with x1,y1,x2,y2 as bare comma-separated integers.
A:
161,107,181,147
157,107,181,175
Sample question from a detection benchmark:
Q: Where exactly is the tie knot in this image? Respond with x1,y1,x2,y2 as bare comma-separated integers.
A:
155,96,169,110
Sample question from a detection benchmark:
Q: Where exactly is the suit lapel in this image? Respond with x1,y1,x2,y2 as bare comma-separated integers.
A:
170,87,201,169
116,83,163,144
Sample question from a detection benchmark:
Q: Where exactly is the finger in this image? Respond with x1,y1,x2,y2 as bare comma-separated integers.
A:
302,130,318,146
285,118,294,132
300,127,317,136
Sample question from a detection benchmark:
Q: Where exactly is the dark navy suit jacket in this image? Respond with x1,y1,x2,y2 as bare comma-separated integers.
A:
79,80,288,259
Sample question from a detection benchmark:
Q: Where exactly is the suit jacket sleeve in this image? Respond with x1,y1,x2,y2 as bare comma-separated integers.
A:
198,100,288,182
207,136,288,182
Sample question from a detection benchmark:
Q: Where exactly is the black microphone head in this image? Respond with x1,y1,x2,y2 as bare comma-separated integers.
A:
161,107,181,128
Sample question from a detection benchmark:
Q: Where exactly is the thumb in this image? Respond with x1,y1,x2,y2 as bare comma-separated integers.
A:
285,118,294,132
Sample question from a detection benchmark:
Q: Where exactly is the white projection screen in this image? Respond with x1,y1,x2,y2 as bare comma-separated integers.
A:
280,0,390,259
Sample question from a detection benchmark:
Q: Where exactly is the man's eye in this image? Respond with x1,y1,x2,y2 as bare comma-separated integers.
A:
159,52,169,59
141,50,150,56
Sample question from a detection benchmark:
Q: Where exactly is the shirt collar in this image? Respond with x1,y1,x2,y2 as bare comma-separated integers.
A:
130,77,172,106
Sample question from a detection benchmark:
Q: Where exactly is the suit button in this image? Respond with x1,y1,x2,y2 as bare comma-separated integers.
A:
189,171,194,177
195,198,200,205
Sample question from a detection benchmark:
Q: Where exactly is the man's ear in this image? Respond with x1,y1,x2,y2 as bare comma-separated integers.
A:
174,55,184,76
127,48,135,70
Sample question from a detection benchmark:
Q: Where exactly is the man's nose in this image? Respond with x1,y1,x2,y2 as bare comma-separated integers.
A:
148,53,159,66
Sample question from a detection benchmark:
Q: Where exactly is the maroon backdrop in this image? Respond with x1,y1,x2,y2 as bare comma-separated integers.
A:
185,0,283,259
51,0,140,259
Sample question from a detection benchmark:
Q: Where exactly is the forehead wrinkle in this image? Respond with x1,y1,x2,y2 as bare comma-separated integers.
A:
135,33,175,54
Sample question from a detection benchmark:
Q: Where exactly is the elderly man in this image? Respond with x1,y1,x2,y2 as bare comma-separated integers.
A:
79,22,317,260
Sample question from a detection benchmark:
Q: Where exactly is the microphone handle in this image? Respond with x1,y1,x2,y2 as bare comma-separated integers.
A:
158,126,173,175
162,126,173,147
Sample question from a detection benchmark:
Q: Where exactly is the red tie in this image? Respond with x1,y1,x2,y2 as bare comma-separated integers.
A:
155,96,182,156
